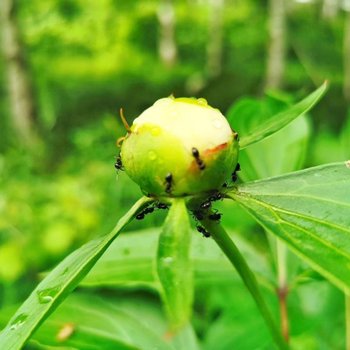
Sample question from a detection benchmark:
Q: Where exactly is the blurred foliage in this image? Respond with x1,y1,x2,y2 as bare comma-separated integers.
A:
0,0,350,348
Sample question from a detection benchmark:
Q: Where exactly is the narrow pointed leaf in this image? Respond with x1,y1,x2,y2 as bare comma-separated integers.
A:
0,197,151,350
228,162,350,293
239,115,310,182
227,82,327,149
157,199,193,331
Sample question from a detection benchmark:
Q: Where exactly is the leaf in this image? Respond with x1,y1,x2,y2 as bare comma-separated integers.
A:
239,114,310,182
157,199,193,331
0,197,151,350
202,284,273,350
228,162,350,293
82,228,273,289
227,82,327,149
31,293,176,350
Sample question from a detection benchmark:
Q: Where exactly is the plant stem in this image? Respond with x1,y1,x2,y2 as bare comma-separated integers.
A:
276,239,289,342
203,220,288,350
346,293,350,350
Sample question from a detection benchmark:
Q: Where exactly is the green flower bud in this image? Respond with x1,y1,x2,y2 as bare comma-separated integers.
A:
120,97,239,197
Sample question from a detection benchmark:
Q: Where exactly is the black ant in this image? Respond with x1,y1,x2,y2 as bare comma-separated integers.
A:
136,202,168,220
208,191,223,202
136,212,145,220
208,211,222,222
156,202,169,210
196,225,211,238
192,210,204,221
192,147,206,170
164,173,173,194
231,162,241,182
200,200,211,210
114,154,123,171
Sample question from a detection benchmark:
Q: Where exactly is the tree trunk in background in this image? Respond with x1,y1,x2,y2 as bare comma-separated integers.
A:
207,0,224,78
0,0,40,149
157,0,177,68
265,0,287,90
322,0,339,20
344,9,350,102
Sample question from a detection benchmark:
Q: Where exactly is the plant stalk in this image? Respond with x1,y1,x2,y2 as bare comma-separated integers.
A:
202,220,288,350
276,239,290,342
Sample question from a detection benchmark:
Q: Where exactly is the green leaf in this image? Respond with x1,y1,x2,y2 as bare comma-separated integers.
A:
227,82,327,149
228,162,350,293
31,293,176,350
239,114,310,182
0,197,151,350
157,199,193,331
202,284,274,350
82,228,273,289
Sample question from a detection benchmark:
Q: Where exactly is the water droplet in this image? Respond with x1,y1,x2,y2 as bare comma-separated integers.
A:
148,151,157,160
9,313,28,331
212,120,222,129
162,257,173,264
151,127,161,136
37,286,60,304
197,98,208,106
60,267,69,276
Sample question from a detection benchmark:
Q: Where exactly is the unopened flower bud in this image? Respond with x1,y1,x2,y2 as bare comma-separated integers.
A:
120,97,239,197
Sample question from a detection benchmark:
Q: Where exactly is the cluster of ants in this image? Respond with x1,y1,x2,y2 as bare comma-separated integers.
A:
115,147,241,238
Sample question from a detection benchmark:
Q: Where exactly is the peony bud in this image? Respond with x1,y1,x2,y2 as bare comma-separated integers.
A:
120,97,239,197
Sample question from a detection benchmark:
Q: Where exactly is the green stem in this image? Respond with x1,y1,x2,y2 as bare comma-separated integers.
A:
276,239,289,342
203,220,289,350
346,293,350,350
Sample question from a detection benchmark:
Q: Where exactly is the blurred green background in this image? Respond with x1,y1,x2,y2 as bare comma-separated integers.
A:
0,0,350,348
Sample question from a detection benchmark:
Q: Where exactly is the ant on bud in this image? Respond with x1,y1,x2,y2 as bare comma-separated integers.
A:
164,173,173,194
231,162,241,183
114,154,124,171
192,147,206,170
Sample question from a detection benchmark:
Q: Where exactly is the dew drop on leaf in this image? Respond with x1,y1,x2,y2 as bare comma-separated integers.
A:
9,313,28,331
37,286,61,304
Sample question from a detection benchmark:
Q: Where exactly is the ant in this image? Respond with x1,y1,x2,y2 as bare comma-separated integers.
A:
208,191,223,202
200,200,211,210
114,154,124,171
164,173,173,193
136,204,155,220
192,147,206,170
208,211,222,222
192,210,204,221
136,202,169,220
231,162,241,182
156,202,169,210
196,225,211,238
